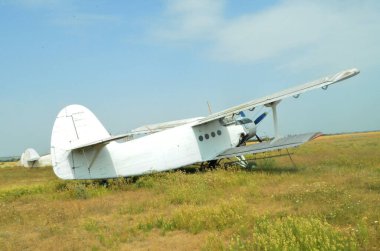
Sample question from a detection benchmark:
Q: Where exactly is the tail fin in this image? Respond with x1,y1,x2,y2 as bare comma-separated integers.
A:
51,104,110,150
20,148,40,168
51,105,113,179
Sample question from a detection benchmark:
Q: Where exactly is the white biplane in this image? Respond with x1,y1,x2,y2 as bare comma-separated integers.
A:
51,68,359,180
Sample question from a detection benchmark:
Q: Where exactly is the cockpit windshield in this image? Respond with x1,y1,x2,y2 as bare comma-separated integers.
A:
236,118,253,125
219,117,253,126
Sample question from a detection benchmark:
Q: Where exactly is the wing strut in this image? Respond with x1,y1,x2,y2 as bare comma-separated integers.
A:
265,101,281,140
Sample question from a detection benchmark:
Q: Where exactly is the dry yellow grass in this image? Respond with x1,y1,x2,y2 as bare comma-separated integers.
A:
0,131,379,250
0,161,18,168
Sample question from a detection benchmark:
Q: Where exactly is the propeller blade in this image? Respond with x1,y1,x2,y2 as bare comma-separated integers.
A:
256,134,263,142
254,112,267,125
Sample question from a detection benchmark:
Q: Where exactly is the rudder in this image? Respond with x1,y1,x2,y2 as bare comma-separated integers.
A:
50,104,111,179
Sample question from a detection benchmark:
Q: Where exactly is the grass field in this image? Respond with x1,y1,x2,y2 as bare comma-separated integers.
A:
0,132,379,250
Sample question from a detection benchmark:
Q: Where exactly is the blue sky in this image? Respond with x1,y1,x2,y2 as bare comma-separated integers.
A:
0,0,379,156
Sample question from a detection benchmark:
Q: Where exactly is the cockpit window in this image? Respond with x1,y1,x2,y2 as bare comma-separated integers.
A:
236,118,253,125
219,117,235,126
220,117,253,126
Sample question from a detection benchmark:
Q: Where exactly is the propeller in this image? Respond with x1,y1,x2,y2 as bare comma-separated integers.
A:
237,111,267,146
253,112,267,142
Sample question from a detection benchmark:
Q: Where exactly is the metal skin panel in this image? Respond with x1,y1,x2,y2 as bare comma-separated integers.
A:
36,154,52,167
69,146,117,179
193,120,242,160
112,124,202,177
111,122,246,178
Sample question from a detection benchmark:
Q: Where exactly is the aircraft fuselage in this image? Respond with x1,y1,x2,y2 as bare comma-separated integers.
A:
67,120,253,179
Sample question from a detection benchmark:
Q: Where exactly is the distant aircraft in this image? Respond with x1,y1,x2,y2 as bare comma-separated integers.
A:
20,148,51,168
50,68,359,180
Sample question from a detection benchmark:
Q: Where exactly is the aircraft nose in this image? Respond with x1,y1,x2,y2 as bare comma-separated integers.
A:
246,122,257,139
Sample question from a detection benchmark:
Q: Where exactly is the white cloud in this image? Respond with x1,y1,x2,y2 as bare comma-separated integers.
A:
153,0,224,42
154,0,380,70
213,1,327,62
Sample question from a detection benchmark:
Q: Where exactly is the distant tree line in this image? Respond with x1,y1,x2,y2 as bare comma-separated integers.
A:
0,156,20,162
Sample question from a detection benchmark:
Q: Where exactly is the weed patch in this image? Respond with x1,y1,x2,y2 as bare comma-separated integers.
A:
227,216,358,251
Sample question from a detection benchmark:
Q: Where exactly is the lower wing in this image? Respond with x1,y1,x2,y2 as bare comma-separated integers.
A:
216,132,320,159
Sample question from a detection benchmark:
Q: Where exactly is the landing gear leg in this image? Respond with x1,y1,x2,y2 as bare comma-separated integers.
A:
208,159,220,170
286,149,297,168
236,155,248,168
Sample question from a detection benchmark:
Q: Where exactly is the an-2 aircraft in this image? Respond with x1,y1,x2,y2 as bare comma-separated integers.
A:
51,68,359,180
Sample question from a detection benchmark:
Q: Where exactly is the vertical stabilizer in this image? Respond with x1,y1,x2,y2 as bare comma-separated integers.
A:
20,148,40,168
50,105,113,179
20,148,51,168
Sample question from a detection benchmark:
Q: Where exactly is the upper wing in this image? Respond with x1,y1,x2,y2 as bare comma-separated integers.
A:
216,132,320,159
194,68,359,126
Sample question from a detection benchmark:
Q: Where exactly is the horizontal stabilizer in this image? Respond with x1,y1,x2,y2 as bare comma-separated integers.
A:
69,133,131,151
216,132,321,159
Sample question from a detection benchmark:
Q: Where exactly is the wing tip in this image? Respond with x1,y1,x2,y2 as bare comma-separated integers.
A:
334,68,360,82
